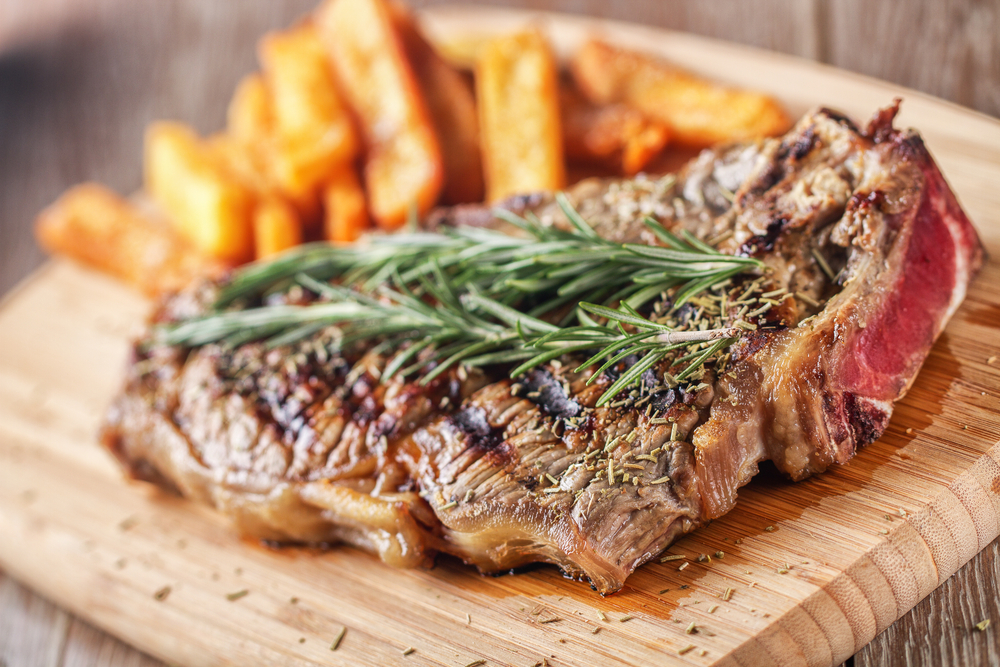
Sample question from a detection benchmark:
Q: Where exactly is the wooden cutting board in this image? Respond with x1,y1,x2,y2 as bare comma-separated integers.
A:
2,6,1000,666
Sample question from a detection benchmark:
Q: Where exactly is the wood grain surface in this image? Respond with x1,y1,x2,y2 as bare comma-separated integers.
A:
2,2,1000,666
1,253,999,666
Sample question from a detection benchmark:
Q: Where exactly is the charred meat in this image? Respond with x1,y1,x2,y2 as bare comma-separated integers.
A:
102,105,984,593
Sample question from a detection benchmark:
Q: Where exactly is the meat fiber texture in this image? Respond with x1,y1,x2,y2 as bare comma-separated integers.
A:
101,104,984,593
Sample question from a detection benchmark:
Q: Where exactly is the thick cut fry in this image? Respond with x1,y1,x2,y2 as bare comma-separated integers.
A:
145,122,255,262
227,73,274,146
35,184,226,296
317,0,443,229
432,34,488,71
560,83,670,175
260,24,358,208
476,30,565,202
322,167,370,243
211,132,321,227
208,133,272,197
390,3,483,204
253,197,303,259
571,39,791,147
223,77,296,209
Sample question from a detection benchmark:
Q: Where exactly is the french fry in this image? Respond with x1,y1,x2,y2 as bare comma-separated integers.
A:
390,3,483,204
208,133,273,198
225,75,326,219
431,34,488,71
476,30,565,202
322,167,370,243
225,75,279,195
570,39,791,147
253,197,303,259
35,183,226,297
317,0,443,229
212,130,319,254
212,131,322,227
259,24,359,211
145,122,255,262
560,83,670,175
227,73,274,146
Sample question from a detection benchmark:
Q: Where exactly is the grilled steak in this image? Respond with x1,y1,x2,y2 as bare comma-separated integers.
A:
101,104,984,593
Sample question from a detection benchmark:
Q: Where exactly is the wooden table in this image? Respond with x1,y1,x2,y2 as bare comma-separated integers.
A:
1,2,998,665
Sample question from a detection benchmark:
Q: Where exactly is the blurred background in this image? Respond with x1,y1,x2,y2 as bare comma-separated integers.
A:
2,0,999,298
1,1,998,665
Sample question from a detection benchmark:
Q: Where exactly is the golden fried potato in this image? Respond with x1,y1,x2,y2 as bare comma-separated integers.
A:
476,30,565,202
227,73,274,146
317,0,443,229
208,133,273,198
223,76,292,205
35,183,226,296
431,34,487,71
259,24,359,210
322,167,370,243
560,83,670,175
390,3,483,204
571,39,791,147
253,197,303,259
212,132,322,227
144,122,255,262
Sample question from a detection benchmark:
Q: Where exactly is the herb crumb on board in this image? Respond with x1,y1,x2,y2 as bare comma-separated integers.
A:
330,627,346,651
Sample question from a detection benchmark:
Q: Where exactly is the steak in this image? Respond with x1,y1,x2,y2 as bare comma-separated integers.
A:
101,104,984,593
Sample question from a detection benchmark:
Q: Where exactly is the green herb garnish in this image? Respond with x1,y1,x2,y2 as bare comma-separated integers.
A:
156,195,764,405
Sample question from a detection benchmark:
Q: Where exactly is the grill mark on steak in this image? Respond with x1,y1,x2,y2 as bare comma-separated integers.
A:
101,104,984,593
817,107,862,134
517,368,582,420
450,405,505,452
738,216,786,255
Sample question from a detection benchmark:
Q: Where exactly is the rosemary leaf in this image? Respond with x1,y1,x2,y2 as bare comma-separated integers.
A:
155,193,765,406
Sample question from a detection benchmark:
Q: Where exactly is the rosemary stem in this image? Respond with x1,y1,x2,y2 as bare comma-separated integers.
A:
654,328,741,345
157,192,764,405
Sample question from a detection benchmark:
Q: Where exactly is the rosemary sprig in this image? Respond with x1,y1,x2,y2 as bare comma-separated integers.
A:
215,194,759,313
156,195,763,405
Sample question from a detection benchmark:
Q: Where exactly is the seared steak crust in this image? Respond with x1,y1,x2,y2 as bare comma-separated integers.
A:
102,106,984,593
